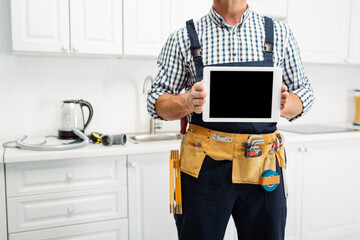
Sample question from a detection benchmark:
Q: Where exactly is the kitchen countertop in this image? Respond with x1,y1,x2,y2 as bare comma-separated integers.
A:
2,125,360,164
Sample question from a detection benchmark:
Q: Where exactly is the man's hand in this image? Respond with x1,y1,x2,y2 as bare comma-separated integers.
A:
280,84,303,119
186,80,207,114
280,84,289,111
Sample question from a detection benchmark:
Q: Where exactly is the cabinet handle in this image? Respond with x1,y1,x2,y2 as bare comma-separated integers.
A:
67,206,75,214
72,46,79,53
66,172,73,180
129,162,138,168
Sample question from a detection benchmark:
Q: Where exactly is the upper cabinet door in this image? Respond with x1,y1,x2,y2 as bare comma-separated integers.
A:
170,0,213,32
348,0,360,64
247,0,287,19
11,0,70,53
287,0,351,64
123,0,171,57
70,0,122,55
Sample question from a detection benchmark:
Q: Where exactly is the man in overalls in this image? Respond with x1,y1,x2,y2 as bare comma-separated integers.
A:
147,0,314,239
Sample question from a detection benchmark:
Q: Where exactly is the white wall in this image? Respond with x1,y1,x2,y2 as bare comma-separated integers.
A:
1,0,360,141
278,64,360,126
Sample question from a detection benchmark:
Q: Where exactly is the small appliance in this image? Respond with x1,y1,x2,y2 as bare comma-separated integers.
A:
58,99,93,139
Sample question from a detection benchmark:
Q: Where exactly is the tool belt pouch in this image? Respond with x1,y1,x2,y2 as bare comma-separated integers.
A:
276,144,286,168
180,128,285,186
179,130,208,178
232,142,278,184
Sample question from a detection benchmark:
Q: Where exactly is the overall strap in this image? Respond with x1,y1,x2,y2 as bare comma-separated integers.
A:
264,16,274,64
186,19,204,83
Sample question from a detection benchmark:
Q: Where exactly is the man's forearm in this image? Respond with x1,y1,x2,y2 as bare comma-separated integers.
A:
155,93,193,120
280,93,303,119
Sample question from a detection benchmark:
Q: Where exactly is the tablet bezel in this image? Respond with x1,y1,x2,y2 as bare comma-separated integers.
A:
202,66,282,122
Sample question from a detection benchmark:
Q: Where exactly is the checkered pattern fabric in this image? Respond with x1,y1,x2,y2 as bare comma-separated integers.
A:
147,6,314,121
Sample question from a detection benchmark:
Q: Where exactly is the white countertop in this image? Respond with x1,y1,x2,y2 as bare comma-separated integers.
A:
2,125,360,164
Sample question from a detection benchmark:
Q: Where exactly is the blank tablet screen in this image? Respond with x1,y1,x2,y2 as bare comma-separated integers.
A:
209,71,273,118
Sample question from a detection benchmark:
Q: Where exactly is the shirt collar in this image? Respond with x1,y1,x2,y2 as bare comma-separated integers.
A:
209,5,251,29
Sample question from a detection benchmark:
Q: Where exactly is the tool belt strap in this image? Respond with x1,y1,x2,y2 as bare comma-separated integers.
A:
188,124,281,146
259,175,280,186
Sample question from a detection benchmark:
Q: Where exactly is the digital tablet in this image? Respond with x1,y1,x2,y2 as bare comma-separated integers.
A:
202,66,282,122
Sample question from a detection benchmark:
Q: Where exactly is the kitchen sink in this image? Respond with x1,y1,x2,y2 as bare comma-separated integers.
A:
128,132,182,143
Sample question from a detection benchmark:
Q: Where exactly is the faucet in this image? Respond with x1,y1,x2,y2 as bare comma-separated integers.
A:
143,75,162,134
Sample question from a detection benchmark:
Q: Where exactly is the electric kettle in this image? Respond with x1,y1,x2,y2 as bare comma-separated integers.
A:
58,99,94,139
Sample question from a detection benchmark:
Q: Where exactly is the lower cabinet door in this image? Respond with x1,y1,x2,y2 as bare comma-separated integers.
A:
7,187,127,233
9,219,128,240
0,163,7,240
128,152,178,240
301,139,360,240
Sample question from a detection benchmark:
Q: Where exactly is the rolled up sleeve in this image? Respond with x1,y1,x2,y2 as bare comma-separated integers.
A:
147,31,187,120
282,29,315,121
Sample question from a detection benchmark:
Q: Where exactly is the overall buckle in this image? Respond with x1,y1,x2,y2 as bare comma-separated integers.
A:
264,43,273,53
191,48,202,58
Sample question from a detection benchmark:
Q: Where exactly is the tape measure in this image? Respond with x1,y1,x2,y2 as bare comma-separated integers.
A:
261,170,279,192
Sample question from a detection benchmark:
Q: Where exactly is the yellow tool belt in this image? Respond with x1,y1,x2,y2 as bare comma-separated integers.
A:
180,124,286,185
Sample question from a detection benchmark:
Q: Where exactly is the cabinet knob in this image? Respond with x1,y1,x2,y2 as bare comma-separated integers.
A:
72,46,79,52
62,45,69,52
298,147,310,152
66,172,73,180
67,206,75,214
129,162,138,168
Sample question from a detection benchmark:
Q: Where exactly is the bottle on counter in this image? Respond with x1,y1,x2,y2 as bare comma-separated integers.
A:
354,89,360,126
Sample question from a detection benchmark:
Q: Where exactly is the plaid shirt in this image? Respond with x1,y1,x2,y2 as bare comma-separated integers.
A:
147,6,314,121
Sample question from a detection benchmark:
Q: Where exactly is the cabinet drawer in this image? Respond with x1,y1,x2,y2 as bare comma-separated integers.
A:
9,218,128,240
6,156,127,197
7,187,127,233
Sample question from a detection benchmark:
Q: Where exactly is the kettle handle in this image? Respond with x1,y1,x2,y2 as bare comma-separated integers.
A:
79,100,94,131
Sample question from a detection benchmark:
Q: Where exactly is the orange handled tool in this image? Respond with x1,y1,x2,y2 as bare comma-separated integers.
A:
170,150,182,214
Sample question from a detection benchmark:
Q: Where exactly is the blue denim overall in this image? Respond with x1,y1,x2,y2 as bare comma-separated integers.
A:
174,17,287,240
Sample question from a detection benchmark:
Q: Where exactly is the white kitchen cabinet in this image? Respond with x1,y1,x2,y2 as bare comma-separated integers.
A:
69,0,122,55
127,152,178,240
6,156,126,197
127,151,240,240
9,219,128,240
123,0,171,56
248,0,287,19
11,0,70,53
300,139,360,240
284,143,304,240
170,0,212,31
287,0,351,64
347,0,360,64
4,155,128,239
11,0,122,55
0,162,7,240
7,187,127,233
